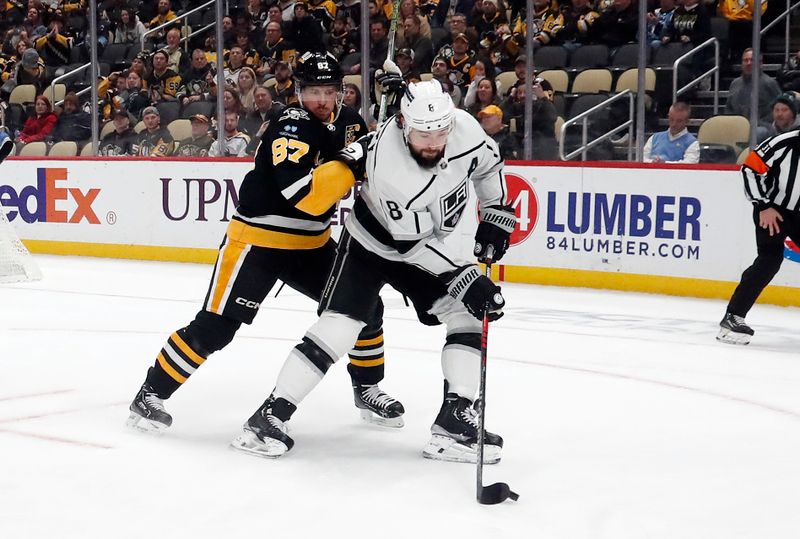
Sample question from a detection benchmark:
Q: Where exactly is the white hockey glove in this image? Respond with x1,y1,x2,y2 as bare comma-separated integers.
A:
447,266,505,321
474,205,516,263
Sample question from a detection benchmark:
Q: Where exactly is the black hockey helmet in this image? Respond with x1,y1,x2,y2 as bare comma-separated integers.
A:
294,51,343,88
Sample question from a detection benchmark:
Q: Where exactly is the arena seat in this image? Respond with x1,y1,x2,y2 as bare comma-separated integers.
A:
17,142,48,156
538,69,568,93
568,44,610,69
167,119,192,141
534,46,568,70
48,141,78,157
698,115,750,150
571,69,612,94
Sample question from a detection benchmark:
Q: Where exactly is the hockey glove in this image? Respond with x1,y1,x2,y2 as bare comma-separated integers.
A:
334,133,373,180
474,205,516,263
0,128,12,164
447,266,505,321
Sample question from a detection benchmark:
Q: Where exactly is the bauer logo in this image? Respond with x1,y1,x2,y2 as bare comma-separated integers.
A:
0,168,101,224
544,192,702,261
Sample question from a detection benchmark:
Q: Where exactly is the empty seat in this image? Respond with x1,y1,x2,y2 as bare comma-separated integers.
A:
534,46,568,70
568,45,609,69
651,43,692,67
167,119,192,141
18,142,48,156
101,43,129,65
495,71,518,95
80,142,95,156
182,100,215,119
571,69,612,93
343,74,363,91
9,84,36,105
538,69,568,93
698,115,750,149
126,43,143,61
156,101,181,126
614,68,656,92
611,43,648,69
48,141,78,157
568,93,611,120
43,84,67,105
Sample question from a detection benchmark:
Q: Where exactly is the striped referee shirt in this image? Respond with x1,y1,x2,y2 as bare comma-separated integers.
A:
742,129,800,211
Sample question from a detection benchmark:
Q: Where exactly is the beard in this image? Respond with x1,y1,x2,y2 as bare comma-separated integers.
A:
409,145,446,168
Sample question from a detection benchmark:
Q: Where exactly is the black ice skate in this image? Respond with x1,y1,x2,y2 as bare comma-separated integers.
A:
230,395,296,458
717,312,754,345
126,383,173,433
422,393,503,464
353,383,405,428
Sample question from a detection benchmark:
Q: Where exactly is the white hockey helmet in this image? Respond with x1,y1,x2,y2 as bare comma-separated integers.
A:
400,80,455,139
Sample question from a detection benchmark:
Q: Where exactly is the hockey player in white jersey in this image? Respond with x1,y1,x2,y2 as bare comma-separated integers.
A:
231,79,517,463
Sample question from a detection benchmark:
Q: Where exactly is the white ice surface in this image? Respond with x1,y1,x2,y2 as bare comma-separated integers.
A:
1,255,800,539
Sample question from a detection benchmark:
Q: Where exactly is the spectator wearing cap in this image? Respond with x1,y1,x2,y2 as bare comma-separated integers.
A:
177,49,214,107
258,21,296,78
642,101,700,164
50,91,91,143
399,14,434,74
441,32,476,91
14,47,48,94
269,61,298,105
129,52,150,81
590,0,638,49
133,106,174,156
474,0,508,37
478,104,520,159
502,80,558,159
559,0,599,49
287,1,325,56
148,49,182,102
99,109,137,156
115,8,147,45
764,93,800,140
175,114,215,157
395,48,421,84
210,111,251,157
121,70,152,120
18,94,57,144
163,27,190,74
778,50,800,93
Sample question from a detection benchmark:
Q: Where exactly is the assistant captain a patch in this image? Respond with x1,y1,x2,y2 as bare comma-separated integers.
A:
440,180,468,231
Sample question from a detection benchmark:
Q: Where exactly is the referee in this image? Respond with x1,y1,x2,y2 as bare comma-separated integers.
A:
718,122,800,345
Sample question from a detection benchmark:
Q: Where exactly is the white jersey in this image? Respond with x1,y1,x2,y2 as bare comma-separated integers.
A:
345,109,508,276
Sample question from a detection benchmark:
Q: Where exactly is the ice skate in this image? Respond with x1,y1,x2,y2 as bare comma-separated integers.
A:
717,312,754,345
353,383,405,428
422,393,503,464
126,383,173,433
230,395,295,458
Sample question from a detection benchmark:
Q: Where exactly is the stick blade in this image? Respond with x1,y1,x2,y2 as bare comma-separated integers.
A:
477,482,519,505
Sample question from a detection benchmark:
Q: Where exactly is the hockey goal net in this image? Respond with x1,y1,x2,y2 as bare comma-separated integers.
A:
0,206,42,283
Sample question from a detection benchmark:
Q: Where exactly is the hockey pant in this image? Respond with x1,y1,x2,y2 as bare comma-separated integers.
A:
728,207,800,317
145,236,386,399
272,230,482,407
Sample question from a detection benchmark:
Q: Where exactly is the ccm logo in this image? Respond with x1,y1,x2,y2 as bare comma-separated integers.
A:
235,297,261,309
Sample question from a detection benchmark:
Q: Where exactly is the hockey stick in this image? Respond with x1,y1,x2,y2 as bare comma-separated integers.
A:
477,245,519,505
377,0,402,123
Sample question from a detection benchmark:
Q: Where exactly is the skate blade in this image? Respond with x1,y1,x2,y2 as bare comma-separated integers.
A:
359,409,404,428
229,430,289,459
716,328,751,345
125,412,169,435
421,434,501,464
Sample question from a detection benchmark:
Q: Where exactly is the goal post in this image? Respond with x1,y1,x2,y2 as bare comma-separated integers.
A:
0,207,42,283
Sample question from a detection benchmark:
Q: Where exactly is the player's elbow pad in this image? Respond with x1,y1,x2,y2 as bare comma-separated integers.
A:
295,161,356,216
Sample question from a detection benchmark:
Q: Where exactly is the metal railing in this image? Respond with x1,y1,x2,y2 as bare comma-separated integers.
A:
50,63,91,106
141,0,216,52
559,90,635,161
761,0,800,65
672,37,720,115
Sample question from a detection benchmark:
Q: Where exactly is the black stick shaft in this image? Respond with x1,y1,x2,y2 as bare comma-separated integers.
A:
476,247,494,500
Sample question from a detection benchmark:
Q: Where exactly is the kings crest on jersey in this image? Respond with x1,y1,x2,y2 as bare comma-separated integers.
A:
228,103,366,250
347,108,507,276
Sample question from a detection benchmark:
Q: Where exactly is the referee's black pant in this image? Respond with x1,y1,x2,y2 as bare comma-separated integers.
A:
728,206,800,316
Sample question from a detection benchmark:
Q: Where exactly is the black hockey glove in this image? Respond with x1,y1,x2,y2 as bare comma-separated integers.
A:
334,133,373,180
447,266,505,321
375,68,405,96
474,205,516,263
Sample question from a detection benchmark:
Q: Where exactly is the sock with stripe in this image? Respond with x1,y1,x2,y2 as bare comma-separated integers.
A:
347,327,385,386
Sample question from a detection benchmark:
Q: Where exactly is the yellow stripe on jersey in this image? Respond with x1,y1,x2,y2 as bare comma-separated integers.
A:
349,357,385,367
226,219,331,249
295,161,356,216
170,332,206,366
210,239,247,313
157,352,187,383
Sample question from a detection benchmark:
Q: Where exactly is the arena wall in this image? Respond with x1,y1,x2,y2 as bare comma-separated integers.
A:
3,156,800,306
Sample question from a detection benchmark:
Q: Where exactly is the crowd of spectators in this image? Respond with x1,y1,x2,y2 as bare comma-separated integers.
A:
0,0,797,160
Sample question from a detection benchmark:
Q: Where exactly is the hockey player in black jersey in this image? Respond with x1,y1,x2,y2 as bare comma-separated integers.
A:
231,78,516,462
127,52,403,433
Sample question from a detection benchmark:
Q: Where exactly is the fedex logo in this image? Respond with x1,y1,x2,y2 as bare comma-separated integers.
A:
0,168,101,224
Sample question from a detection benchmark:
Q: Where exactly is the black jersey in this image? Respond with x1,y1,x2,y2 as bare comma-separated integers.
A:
229,105,366,250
